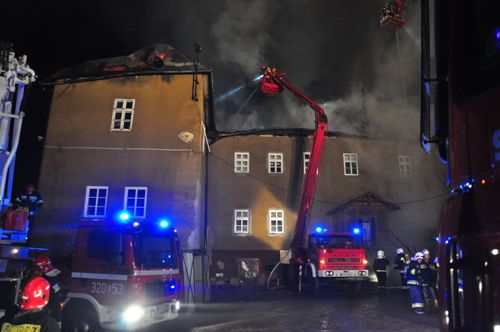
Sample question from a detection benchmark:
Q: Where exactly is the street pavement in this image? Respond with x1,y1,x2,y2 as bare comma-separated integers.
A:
150,285,440,332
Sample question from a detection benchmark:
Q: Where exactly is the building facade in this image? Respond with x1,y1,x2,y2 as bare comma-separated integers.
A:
35,45,448,287
207,132,447,284
36,44,214,255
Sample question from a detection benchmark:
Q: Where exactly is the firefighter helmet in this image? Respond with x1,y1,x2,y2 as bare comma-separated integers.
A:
414,252,424,260
422,249,430,256
396,248,404,254
19,277,50,311
33,256,54,274
377,250,385,259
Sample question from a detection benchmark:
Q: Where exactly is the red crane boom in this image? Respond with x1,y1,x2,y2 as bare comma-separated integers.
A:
260,66,328,251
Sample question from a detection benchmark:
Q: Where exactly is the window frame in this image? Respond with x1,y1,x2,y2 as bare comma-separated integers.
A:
233,209,251,235
83,186,109,218
123,186,148,218
343,153,359,176
234,152,250,174
398,155,412,177
111,98,135,131
268,152,284,174
268,209,285,235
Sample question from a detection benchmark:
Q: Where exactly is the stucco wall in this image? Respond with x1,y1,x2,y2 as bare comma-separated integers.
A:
36,74,210,254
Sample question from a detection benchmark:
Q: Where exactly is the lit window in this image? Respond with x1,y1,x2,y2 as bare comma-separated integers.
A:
111,98,135,131
234,152,250,173
398,155,412,177
343,153,359,176
269,209,285,234
268,153,284,174
234,209,250,235
124,187,147,218
84,186,108,218
304,152,310,174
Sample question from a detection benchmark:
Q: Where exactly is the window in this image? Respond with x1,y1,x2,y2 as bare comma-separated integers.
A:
124,187,147,218
234,209,250,235
268,153,284,174
84,186,108,218
343,153,359,176
269,209,285,234
111,98,135,131
234,152,250,173
303,152,310,174
398,155,412,177
87,230,124,266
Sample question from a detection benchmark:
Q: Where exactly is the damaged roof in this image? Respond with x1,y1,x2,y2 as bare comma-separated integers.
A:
208,128,368,142
42,44,211,85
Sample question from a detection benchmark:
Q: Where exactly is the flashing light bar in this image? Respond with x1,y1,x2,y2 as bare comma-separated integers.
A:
315,226,327,233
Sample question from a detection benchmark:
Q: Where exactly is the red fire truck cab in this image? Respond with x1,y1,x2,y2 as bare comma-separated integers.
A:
306,229,369,290
62,218,182,331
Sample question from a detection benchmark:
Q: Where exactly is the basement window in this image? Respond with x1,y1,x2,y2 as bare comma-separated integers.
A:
398,155,412,177
303,152,310,174
84,186,108,218
268,153,284,174
269,209,285,234
234,209,251,235
111,98,135,131
343,153,359,176
234,152,250,173
124,187,147,218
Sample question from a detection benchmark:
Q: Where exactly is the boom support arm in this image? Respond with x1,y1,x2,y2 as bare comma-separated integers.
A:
260,67,328,250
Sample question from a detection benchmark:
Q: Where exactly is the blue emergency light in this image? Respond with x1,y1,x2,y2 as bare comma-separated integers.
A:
352,227,361,235
159,219,170,228
119,212,130,222
315,226,327,233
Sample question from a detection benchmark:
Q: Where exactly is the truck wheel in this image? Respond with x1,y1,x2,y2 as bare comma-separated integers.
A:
63,304,101,332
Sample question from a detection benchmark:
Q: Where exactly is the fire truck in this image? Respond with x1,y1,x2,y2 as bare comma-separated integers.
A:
0,41,40,319
260,67,369,293
1,214,182,331
419,0,500,330
307,229,369,291
62,217,182,331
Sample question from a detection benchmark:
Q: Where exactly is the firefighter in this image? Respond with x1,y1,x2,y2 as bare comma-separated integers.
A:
31,256,63,327
0,276,60,332
420,249,438,312
14,184,43,217
374,250,390,296
394,248,407,288
407,252,425,314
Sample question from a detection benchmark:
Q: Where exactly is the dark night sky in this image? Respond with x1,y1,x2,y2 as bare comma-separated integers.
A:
1,0,422,193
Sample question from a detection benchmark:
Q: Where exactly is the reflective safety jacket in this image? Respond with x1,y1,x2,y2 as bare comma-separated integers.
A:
406,260,422,285
394,253,405,271
374,258,390,273
420,259,438,286
0,308,60,332
14,192,43,216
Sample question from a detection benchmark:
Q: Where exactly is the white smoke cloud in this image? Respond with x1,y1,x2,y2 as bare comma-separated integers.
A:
210,0,271,75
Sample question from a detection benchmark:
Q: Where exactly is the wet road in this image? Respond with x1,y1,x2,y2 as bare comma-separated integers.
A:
151,286,440,332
